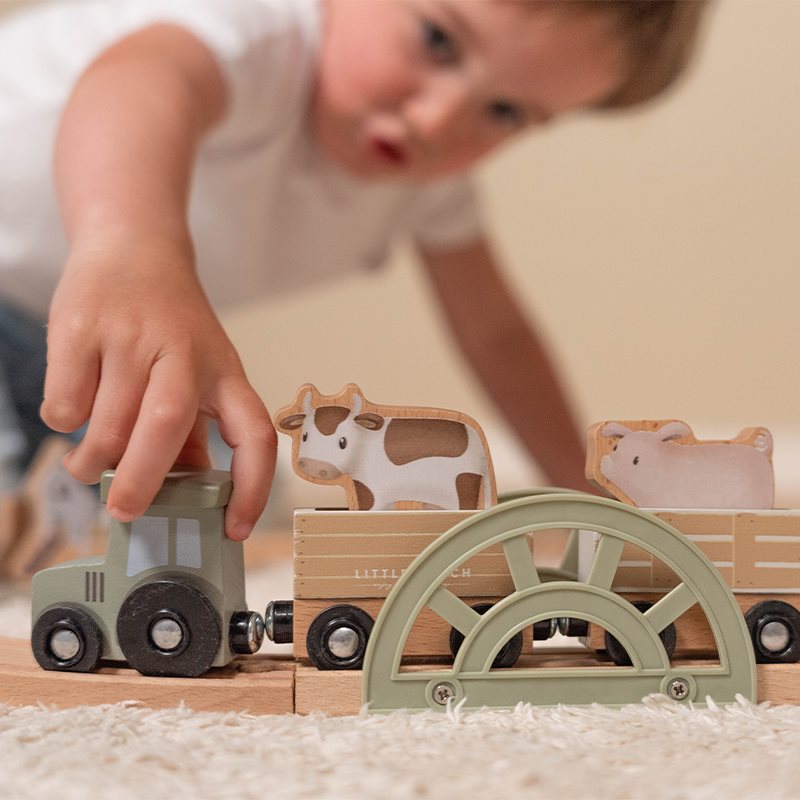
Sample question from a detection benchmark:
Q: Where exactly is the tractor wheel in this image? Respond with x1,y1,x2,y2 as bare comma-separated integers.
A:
32,605,103,673
117,579,221,677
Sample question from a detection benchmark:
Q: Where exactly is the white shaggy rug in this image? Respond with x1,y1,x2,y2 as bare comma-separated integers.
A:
2,696,800,800
4,565,800,799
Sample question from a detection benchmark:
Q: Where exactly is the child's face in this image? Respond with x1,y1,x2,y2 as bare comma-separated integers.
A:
314,0,625,181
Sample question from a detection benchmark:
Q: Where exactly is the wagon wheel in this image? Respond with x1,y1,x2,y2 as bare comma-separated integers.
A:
362,494,755,712
306,604,374,670
449,603,523,668
745,600,800,664
605,601,677,666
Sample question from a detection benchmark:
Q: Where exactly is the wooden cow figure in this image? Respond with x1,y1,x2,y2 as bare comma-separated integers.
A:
274,384,497,511
586,419,774,509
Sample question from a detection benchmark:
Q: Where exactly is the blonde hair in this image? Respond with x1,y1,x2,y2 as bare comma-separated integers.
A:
528,1,709,108
578,1,710,108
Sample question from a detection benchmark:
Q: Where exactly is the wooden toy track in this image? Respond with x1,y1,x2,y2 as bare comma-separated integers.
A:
362,493,757,712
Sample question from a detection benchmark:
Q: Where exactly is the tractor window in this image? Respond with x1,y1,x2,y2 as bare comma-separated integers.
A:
127,516,169,577
176,517,202,568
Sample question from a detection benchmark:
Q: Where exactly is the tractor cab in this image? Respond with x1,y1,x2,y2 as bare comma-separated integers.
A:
31,469,263,677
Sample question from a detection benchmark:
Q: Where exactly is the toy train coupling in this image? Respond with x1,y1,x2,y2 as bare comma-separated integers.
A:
530,617,589,640
557,617,589,638
265,600,294,644
229,611,266,654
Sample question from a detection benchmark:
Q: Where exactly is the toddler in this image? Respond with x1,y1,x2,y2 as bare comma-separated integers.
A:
0,0,706,537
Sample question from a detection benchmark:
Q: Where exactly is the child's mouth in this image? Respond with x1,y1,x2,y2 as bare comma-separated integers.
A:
369,135,407,166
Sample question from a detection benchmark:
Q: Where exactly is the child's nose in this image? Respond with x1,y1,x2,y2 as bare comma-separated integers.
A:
404,77,470,142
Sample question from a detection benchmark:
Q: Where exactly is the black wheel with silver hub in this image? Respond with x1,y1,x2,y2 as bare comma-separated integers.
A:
746,600,800,664
32,605,103,672
117,579,221,677
306,604,374,670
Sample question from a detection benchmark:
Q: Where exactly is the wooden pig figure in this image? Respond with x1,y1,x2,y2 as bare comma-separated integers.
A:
586,419,774,509
274,384,497,511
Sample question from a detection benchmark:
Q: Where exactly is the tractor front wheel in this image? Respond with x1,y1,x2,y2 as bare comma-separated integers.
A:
32,605,103,673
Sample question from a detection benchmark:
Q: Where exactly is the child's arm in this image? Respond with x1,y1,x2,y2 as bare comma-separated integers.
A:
419,237,588,491
41,24,277,539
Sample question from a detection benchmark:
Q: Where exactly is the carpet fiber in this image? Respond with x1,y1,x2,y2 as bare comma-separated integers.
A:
2,696,800,799
4,567,800,799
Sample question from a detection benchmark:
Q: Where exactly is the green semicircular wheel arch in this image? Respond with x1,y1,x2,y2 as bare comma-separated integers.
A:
362,494,756,712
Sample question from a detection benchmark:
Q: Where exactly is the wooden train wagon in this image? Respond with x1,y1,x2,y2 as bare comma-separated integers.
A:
582,508,800,664
265,507,570,670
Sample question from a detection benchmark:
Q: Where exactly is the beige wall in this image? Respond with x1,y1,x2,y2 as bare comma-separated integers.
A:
7,1,798,488
228,1,800,445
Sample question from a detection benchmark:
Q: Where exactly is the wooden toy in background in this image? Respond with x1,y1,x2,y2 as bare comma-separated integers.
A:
274,383,497,511
586,419,774,509
0,437,106,582
583,419,800,668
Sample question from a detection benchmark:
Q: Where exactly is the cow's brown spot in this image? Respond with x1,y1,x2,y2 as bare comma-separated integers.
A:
384,419,468,466
353,480,374,510
456,473,483,509
314,405,350,435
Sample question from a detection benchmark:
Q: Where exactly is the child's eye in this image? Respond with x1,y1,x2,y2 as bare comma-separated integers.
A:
488,100,524,128
421,19,458,63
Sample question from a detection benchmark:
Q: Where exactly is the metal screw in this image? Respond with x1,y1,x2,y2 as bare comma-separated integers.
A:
667,678,690,701
432,682,456,706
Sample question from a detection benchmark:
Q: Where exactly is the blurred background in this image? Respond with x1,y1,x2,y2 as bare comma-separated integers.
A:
221,1,800,505
3,0,798,510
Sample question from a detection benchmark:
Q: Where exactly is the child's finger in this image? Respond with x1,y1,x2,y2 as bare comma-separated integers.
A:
214,377,277,541
174,414,211,469
105,357,199,521
40,324,100,433
61,354,148,482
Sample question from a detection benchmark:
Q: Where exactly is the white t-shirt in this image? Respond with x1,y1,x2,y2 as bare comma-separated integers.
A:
0,0,482,319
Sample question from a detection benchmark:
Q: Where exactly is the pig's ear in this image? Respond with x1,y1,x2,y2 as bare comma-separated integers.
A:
754,429,774,455
602,422,631,439
278,413,306,431
658,421,691,442
354,412,384,431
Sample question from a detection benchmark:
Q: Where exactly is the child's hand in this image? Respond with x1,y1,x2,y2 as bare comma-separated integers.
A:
41,233,277,540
